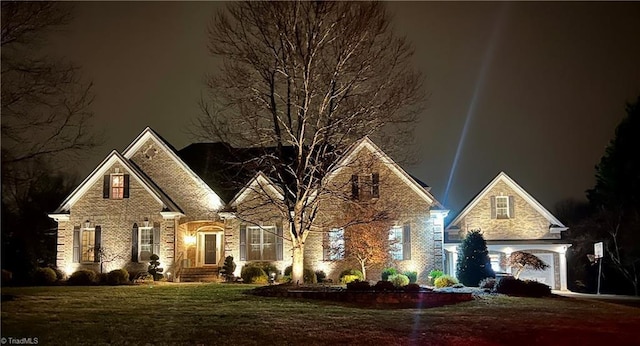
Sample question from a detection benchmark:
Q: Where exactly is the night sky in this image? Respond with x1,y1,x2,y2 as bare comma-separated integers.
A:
46,2,640,217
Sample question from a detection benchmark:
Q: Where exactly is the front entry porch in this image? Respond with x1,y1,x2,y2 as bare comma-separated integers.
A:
176,221,225,282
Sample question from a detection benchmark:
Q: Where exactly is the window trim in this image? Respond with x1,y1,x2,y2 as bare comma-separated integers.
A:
138,226,153,262
81,228,96,263
495,196,510,219
328,228,345,261
246,226,277,261
389,225,403,261
352,172,379,201
110,173,125,199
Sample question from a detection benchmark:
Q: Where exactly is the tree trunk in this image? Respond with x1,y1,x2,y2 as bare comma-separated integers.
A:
359,259,367,281
291,243,304,285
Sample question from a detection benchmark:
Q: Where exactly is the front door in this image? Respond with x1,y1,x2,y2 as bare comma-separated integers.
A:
204,234,217,265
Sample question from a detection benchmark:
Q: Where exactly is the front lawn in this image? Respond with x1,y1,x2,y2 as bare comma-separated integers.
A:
1,284,639,345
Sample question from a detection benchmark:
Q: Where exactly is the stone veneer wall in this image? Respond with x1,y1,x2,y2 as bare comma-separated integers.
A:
454,180,559,240
58,161,174,274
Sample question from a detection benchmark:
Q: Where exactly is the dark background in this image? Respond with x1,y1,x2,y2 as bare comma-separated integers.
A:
46,2,640,216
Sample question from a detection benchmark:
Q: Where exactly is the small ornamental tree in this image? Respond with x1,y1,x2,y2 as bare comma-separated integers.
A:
505,251,549,279
220,255,237,282
148,254,163,281
456,229,495,286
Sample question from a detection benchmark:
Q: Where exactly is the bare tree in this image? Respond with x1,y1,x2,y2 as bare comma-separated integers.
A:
1,2,98,173
195,1,425,283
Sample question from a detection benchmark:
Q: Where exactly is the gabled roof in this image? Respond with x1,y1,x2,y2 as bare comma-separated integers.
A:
122,127,225,209
326,137,442,207
228,172,285,207
446,171,566,229
52,150,182,214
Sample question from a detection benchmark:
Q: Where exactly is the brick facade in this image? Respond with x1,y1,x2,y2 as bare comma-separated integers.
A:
52,129,446,284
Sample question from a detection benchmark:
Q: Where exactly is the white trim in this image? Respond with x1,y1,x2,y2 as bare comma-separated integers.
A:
48,214,70,222
325,137,438,206
160,211,184,220
218,212,236,219
447,172,567,230
55,151,168,212
122,127,225,209
229,172,284,206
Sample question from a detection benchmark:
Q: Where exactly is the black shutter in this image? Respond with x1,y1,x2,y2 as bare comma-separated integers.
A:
490,196,496,219
403,224,411,260
123,174,130,198
103,175,110,198
152,222,160,255
72,226,80,263
276,222,283,261
94,226,101,263
239,225,246,261
131,223,139,262
322,231,330,261
351,175,359,200
372,173,379,198
508,196,515,218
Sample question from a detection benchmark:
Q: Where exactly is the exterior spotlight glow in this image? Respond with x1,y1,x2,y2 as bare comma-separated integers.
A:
184,235,196,246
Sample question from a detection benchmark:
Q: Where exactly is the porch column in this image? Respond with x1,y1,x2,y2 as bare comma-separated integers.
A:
559,247,568,291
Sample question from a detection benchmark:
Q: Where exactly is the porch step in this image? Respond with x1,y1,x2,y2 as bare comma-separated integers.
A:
179,267,220,282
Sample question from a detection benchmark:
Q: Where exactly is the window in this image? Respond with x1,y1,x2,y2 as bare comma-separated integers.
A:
389,226,403,260
139,227,153,261
489,253,502,272
81,229,95,262
328,228,344,260
111,174,124,199
351,173,379,201
496,196,509,219
247,226,276,261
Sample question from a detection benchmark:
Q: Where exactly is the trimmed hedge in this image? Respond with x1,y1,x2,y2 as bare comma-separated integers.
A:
346,280,371,291
381,268,397,281
339,269,364,284
434,275,458,288
374,280,396,292
68,269,97,286
389,274,410,287
241,265,268,284
107,269,130,285
495,277,551,297
403,271,418,284
33,267,57,285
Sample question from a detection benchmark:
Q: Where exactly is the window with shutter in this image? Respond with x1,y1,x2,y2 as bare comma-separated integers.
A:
72,226,81,263
81,228,95,262
327,228,344,260
389,226,403,260
352,173,379,201
239,225,246,261
495,196,510,219
247,226,276,261
94,226,102,263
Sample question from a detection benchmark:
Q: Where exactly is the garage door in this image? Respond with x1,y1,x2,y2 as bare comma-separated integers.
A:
517,253,554,288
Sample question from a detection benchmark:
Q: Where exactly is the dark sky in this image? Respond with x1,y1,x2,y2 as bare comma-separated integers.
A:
47,2,640,217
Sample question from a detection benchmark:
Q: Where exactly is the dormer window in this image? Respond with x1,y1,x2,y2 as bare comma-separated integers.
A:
351,173,379,201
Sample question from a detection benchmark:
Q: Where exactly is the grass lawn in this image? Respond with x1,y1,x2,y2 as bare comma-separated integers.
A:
2,283,639,345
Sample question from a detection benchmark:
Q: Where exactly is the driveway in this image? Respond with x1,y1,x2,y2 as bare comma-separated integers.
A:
553,290,640,308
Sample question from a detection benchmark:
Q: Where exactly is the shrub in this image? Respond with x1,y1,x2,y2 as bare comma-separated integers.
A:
374,280,396,292
479,277,497,290
315,270,327,283
495,277,551,297
68,269,97,286
33,267,57,285
284,266,317,283
339,269,364,284
52,268,66,281
341,274,359,284
388,274,410,287
346,280,371,291
252,262,280,278
434,275,458,288
107,269,129,285
241,265,268,284
403,271,418,284
381,268,397,281
220,256,237,282
404,283,422,292
429,269,444,282
97,273,108,285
